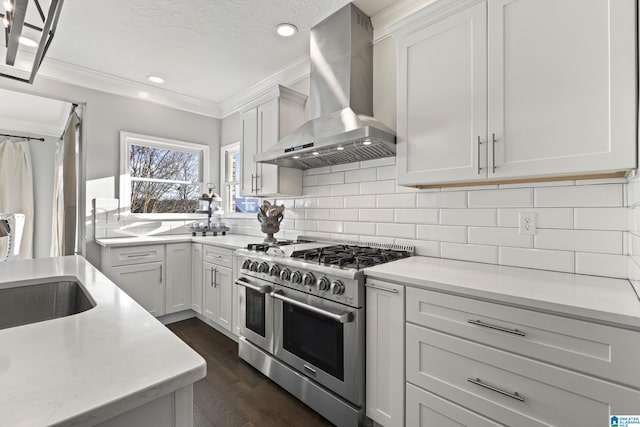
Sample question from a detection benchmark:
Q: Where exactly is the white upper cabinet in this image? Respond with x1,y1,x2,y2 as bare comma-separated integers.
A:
394,0,636,187
240,85,307,197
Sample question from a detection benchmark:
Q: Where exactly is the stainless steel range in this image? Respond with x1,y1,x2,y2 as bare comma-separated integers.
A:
235,238,413,427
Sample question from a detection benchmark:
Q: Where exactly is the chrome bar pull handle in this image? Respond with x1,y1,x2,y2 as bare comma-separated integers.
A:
468,378,525,402
271,290,353,324
491,133,497,173
235,278,272,294
159,265,162,283
210,267,214,287
468,319,525,336
365,283,399,294
251,174,255,193
213,268,218,288
477,136,482,175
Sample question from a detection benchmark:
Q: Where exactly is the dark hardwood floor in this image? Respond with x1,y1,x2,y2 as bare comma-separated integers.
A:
167,318,334,427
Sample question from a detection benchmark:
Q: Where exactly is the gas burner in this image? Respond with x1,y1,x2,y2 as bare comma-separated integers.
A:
291,244,412,270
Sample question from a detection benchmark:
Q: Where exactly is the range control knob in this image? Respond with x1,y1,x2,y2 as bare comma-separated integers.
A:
330,280,345,295
257,262,269,273
280,268,291,281
302,272,315,287
249,261,259,272
318,277,331,291
291,271,303,284
241,259,252,270
268,264,281,277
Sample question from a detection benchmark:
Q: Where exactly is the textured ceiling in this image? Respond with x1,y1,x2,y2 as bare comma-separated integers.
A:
44,0,397,104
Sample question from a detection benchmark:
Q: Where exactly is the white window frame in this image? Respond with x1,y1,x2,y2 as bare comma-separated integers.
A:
120,131,210,219
220,142,259,217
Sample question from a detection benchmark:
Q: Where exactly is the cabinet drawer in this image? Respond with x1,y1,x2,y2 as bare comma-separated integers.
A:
406,383,502,427
407,324,640,427
203,245,232,268
110,245,164,267
406,286,640,388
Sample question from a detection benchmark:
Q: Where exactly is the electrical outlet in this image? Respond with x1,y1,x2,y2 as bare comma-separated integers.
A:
519,212,537,235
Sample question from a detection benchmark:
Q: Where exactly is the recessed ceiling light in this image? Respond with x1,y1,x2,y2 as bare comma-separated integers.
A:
362,140,372,146
147,75,164,84
312,151,319,155
336,146,344,151
292,155,300,159
276,23,297,37
18,36,37,47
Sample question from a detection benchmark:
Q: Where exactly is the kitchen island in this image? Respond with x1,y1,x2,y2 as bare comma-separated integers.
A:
0,255,206,427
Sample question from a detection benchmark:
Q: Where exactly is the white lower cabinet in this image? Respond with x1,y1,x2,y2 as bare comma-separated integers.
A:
365,280,404,427
203,261,232,331
165,243,192,314
111,262,164,316
191,244,203,314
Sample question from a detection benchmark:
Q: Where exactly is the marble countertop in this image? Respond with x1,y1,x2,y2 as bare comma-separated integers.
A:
96,234,259,250
365,256,640,330
0,256,206,427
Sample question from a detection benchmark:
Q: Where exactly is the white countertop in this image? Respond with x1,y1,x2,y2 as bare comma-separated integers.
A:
365,256,640,330
0,256,206,427
96,234,259,250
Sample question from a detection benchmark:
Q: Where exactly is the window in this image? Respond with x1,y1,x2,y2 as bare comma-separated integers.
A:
220,142,259,214
120,132,210,214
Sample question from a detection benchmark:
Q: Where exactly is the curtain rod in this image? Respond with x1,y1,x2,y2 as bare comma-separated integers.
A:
0,133,46,142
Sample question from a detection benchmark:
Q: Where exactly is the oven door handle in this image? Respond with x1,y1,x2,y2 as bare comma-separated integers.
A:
270,290,353,324
235,278,272,294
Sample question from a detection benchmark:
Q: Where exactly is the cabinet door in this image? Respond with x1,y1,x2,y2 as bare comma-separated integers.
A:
488,0,636,178
397,2,487,186
366,280,405,427
191,244,203,314
257,98,279,196
231,255,241,336
111,262,164,316
164,243,192,314
240,107,258,196
203,262,232,331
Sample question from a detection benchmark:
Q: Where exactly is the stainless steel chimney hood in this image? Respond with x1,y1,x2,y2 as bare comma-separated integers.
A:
254,3,396,170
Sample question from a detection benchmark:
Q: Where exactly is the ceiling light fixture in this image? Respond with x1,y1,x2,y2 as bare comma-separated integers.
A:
312,151,319,155
147,75,164,84
336,146,344,151
0,0,65,84
276,23,297,37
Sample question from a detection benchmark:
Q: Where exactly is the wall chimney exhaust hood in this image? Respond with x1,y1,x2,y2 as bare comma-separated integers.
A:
254,3,396,170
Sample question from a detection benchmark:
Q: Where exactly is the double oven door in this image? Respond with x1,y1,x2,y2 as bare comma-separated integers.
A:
237,272,363,406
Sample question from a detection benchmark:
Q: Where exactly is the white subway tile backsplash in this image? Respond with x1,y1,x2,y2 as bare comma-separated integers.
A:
396,239,441,257
316,196,344,209
575,252,627,278
441,243,498,264
296,198,317,208
574,208,628,231
440,209,497,226
360,236,396,245
330,209,359,221
344,195,376,208
360,157,396,168
468,227,533,248
576,177,628,186
305,209,330,220
294,220,317,231
344,221,376,235
417,225,467,243
317,221,344,233
306,166,331,175
468,188,533,208
303,175,319,187
331,163,361,172
497,208,573,229
535,184,623,207
360,209,394,222
377,193,416,208
361,179,395,195
331,183,360,196
304,185,332,197
535,229,623,254
417,191,467,208
627,180,640,207
345,168,376,183
377,223,415,239
377,165,396,181
318,172,345,185
499,247,575,273
395,209,439,224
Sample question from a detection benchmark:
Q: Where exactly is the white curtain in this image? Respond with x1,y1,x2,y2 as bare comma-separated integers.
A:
0,139,34,259
50,140,64,257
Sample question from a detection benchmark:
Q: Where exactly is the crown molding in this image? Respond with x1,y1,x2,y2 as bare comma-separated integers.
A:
371,0,439,43
219,57,310,117
38,57,222,118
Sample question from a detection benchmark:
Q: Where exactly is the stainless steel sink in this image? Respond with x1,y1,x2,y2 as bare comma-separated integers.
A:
0,280,95,330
